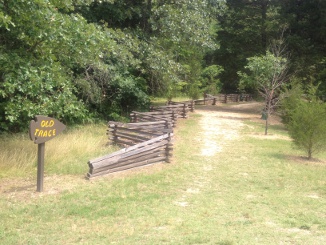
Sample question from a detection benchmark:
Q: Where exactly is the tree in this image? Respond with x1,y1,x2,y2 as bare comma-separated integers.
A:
279,79,303,125
0,0,225,132
278,0,326,95
209,0,282,92
200,65,224,95
281,82,326,160
0,0,151,131
146,0,220,98
0,1,110,131
287,98,326,160
81,0,221,99
238,40,289,135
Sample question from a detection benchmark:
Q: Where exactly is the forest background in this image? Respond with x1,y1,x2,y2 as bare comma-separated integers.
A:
1,0,326,133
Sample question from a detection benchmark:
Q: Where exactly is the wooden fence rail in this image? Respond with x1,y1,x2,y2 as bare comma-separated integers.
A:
194,93,252,105
108,120,173,147
87,133,173,179
130,110,178,127
194,94,219,105
150,103,190,118
167,100,195,112
87,104,179,178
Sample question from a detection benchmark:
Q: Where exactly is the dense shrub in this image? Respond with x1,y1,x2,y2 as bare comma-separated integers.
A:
286,99,326,159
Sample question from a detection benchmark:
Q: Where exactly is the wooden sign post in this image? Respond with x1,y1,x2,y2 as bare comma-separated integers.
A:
29,115,66,192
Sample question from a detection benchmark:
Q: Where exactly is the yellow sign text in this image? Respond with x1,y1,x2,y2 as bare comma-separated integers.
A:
34,129,56,137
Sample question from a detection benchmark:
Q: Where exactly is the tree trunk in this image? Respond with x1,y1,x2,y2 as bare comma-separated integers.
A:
265,115,268,135
308,150,312,160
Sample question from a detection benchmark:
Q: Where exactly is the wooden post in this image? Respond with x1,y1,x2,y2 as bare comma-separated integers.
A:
36,143,45,192
164,120,169,131
113,123,118,145
165,133,173,163
183,103,186,118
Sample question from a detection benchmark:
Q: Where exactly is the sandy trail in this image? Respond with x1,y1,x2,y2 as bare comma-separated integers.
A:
174,102,264,207
196,102,263,156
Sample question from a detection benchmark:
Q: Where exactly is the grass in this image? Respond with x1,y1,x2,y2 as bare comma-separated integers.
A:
0,123,116,178
1,104,326,244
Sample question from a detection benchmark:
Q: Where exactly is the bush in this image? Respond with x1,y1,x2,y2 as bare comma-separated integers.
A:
287,99,326,159
279,80,303,124
200,65,223,95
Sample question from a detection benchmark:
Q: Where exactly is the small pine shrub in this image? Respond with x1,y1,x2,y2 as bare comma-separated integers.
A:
287,99,326,159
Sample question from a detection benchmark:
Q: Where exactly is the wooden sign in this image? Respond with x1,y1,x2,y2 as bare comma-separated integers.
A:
29,115,66,192
29,115,66,144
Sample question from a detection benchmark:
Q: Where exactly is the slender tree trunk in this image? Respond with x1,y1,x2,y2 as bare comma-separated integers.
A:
308,141,313,160
265,115,269,135
264,99,270,135
308,150,312,160
264,89,275,135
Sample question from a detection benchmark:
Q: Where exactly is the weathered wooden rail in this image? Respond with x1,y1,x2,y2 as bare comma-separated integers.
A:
130,110,178,127
240,94,252,101
194,93,252,105
167,100,195,112
108,120,173,147
194,94,219,105
88,104,179,178
150,103,191,118
87,133,173,179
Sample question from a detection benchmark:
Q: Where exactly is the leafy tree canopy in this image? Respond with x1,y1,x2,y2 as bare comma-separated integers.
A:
2,0,326,133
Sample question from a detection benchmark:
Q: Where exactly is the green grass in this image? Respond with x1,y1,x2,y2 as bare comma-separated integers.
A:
0,123,116,178
1,106,326,244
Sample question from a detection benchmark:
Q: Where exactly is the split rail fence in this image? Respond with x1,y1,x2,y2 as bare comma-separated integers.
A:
87,134,173,179
194,93,252,105
87,102,192,179
108,120,173,147
87,93,251,179
130,111,178,127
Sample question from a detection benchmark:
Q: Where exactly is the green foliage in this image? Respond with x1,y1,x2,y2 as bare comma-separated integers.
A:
146,1,219,98
238,51,287,92
279,79,303,125
0,0,112,131
287,99,326,159
200,65,224,94
151,1,217,50
212,0,282,91
282,82,326,159
279,0,326,91
187,81,202,100
0,0,226,132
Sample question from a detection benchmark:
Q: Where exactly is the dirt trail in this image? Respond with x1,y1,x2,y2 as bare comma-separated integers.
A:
196,102,265,156
174,102,266,207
